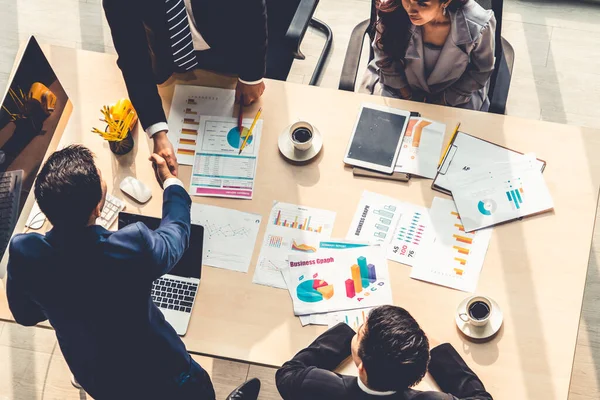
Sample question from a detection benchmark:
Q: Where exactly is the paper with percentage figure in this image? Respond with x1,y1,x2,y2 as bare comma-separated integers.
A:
166,85,235,165
189,116,262,199
388,204,435,266
252,202,336,289
191,203,262,273
286,246,393,316
395,117,446,179
346,191,404,244
411,197,492,292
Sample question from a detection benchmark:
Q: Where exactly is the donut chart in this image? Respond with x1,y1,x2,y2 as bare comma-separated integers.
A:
226,127,252,149
477,199,497,216
297,279,334,303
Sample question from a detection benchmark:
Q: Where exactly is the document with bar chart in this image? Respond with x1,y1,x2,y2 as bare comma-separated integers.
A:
450,166,554,232
191,203,262,273
346,191,404,244
189,116,262,199
285,246,393,315
166,85,235,165
411,197,492,292
252,202,336,289
395,117,446,179
388,204,436,267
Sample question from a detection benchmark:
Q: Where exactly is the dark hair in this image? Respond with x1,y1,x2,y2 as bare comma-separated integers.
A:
34,145,102,228
358,305,430,391
375,0,469,66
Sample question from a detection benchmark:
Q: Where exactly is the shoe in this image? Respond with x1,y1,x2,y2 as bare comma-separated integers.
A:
70,374,82,389
226,378,261,400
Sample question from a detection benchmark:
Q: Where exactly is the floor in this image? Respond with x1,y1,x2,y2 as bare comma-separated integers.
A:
0,0,599,399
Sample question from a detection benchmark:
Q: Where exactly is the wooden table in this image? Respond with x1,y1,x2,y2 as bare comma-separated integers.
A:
1,44,599,400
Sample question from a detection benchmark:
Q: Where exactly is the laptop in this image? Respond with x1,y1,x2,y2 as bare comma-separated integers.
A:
118,211,204,336
0,36,71,278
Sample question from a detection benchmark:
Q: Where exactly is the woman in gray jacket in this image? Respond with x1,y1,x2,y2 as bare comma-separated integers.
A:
362,0,496,111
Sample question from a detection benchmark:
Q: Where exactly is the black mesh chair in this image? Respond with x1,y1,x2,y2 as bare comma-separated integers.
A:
338,0,514,114
265,0,333,85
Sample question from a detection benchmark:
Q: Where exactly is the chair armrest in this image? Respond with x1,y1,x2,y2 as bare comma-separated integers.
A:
285,0,319,59
338,19,371,92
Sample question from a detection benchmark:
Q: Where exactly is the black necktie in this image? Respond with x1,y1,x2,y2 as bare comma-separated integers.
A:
166,0,198,71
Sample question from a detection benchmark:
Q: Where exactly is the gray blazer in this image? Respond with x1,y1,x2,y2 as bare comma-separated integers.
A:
362,0,496,111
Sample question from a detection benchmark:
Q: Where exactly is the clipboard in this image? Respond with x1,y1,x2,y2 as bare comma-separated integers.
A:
432,131,546,195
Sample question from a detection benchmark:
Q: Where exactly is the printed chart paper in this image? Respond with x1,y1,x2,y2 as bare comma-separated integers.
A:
388,204,435,267
287,246,393,315
449,162,554,232
191,204,262,273
411,198,492,292
253,202,336,289
327,307,374,329
346,191,404,244
166,85,235,165
395,118,446,179
189,116,262,199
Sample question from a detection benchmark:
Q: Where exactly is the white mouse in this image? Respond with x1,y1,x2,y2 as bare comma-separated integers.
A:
120,176,152,204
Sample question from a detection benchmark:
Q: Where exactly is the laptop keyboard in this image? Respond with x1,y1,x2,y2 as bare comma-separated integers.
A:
152,277,198,313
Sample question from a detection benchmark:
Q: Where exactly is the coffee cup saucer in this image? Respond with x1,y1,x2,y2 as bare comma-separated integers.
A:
455,296,503,341
278,124,323,164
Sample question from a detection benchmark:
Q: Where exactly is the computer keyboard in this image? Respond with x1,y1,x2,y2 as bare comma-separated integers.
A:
96,193,125,229
152,277,198,313
0,170,23,257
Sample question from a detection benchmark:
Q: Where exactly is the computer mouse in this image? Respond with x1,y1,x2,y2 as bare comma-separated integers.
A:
120,176,152,204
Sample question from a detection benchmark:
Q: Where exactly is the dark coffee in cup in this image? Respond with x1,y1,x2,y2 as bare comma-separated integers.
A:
292,127,312,143
468,301,491,320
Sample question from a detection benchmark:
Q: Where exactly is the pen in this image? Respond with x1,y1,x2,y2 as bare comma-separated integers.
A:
438,122,461,167
239,107,262,155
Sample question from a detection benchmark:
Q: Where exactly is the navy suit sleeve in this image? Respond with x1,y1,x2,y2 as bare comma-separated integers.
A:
428,344,493,400
136,185,192,281
6,236,47,326
276,323,355,400
237,0,267,81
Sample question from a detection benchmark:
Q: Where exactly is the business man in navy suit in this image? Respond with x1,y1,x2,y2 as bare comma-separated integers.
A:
6,145,260,400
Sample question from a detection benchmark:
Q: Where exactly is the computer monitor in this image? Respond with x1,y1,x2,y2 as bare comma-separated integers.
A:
0,36,71,276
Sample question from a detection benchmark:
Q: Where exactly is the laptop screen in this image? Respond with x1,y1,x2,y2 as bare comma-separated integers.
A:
117,211,203,279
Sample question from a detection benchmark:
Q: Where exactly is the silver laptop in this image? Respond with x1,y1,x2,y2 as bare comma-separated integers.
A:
118,211,203,336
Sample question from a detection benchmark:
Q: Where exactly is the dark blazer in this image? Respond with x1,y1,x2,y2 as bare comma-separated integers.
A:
276,323,493,400
103,0,268,130
6,185,200,399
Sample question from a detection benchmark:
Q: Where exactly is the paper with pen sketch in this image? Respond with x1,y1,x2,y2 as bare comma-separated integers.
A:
252,202,336,289
167,85,235,165
446,157,554,232
189,116,262,199
394,117,446,179
411,197,492,292
190,203,262,273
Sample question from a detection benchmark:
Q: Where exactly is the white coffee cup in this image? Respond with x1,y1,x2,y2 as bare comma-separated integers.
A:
289,121,314,151
459,296,492,327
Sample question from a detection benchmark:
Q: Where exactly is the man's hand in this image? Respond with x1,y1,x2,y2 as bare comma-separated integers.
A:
149,153,176,187
235,81,265,105
152,131,178,177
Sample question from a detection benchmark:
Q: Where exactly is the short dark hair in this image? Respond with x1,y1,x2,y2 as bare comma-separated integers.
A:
358,305,430,391
34,145,102,228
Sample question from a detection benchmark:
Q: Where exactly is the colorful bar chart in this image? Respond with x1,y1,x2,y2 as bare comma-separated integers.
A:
345,279,356,298
351,264,362,293
506,188,524,210
346,257,377,298
273,210,323,232
267,235,283,248
358,256,370,288
453,234,473,244
368,264,377,283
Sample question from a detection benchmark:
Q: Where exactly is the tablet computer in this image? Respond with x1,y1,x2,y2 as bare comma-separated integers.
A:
344,103,411,174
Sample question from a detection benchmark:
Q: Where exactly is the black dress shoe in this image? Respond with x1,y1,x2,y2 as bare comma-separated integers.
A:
226,378,261,400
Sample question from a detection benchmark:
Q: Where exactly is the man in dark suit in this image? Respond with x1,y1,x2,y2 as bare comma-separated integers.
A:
276,305,493,400
7,145,260,400
102,0,267,175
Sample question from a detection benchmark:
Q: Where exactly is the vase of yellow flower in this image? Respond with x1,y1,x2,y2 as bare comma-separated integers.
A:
92,98,138,156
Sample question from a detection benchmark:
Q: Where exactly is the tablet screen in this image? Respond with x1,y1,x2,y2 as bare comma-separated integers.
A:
347,107,407,168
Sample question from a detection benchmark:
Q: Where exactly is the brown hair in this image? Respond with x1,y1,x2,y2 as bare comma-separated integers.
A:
374,0,469,66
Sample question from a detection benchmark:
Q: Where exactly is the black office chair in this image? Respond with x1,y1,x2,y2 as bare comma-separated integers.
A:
265,0,333,86
338,0,514,114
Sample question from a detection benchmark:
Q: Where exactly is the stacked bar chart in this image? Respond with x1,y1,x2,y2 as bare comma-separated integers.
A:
346,256,377,298
273,210,324,232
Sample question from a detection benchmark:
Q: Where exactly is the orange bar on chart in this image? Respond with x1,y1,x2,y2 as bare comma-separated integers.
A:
451,211,460,218
412,121,430,148
317,226,322,233
453,234,473,244
181,128,198,136
177,148,195,156
454,257,467,266
454,224,465,231
404,119,418,137
453,246,470,255
453,268,464,275
179,138,196,146
293,216,298,228
351,264,363,293
303,218,308,230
